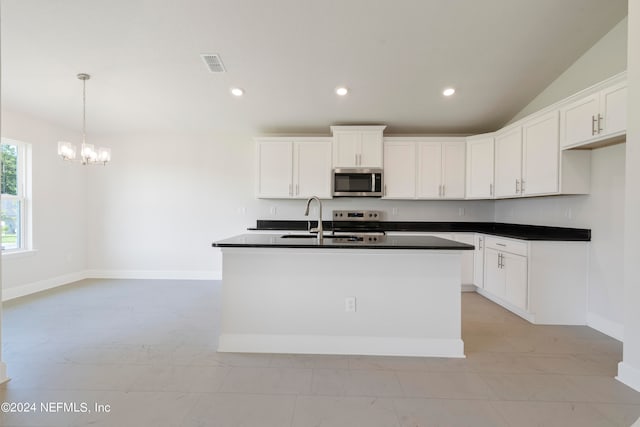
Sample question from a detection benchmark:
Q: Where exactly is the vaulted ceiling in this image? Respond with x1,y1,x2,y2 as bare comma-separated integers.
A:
0,0,628,136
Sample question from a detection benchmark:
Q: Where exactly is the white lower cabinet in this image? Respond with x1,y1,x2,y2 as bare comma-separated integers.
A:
452,233,475,288
473,234,485,288
479,235,588,325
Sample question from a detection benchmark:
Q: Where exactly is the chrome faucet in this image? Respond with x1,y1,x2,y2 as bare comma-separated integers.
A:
304,196,323,243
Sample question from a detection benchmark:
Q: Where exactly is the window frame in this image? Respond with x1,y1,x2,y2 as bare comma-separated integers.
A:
1,137,32,254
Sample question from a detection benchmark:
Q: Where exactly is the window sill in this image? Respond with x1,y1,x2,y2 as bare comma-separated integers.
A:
2,249,38,259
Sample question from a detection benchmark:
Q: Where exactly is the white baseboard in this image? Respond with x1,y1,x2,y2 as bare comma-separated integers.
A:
218,334,465,358
461,284,477,292
2,271,87,301
617,362,640,392
587,312,624,341
85,269,222,281
2,269,222,301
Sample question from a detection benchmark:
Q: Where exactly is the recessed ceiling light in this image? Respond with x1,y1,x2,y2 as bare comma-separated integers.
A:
336,87,348,96
231,87,244,97
443,88,456,97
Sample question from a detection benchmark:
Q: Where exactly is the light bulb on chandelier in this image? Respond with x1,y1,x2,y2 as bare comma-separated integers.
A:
57,73,111,165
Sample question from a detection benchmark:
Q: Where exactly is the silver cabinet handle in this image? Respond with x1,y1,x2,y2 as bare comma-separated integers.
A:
442,185,445,197
479,237,483,250
295,184,299,195
598,114,603,133
521,179,525,193
438,185,442,197
592,115,597,135
289,184,293,196
515,179,520,194
496,243,506,247
490,183,493,196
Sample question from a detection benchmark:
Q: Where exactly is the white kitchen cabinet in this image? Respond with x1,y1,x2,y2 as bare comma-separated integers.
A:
493,110,586,198
331,125,386,168
560,80,627,149
521,110,560,196
452,233,475,288
465,134,494,199
383,141,416,198
473,234,485,288
478,235,588,325
256,138,332,199
416,141,466,199
483,237,528,311
256,140,294,198
494,125,522,198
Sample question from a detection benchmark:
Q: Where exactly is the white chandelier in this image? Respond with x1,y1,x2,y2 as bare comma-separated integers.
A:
57,73,111,165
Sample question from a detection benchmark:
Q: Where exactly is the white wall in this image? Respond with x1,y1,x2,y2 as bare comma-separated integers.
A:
510,16,628,123
618,0,640,392
85,132,495,278
1,109,87,297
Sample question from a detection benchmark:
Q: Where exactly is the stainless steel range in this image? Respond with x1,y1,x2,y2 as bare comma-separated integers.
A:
331,210,385,243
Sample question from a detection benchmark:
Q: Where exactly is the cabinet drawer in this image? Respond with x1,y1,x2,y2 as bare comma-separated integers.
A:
485,236,528,256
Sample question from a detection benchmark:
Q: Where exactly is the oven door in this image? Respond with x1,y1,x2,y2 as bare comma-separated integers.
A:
333,168,383,197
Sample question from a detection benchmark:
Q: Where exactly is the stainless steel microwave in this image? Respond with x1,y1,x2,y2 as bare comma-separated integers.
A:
333,168,383,197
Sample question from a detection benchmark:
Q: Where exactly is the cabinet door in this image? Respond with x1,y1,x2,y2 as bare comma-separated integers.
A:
383,142,416,198
473,234,485,288
560,93,599,148
503,252,528,311
484,248,504,298
294,141,332,199
416,142,442,198
494,127,523,198
453,233,475,287
360,131,383,167
466,136,494,199
256,141,293,198
333,132,360,167
600,82,627,137
442,142,466,199
522,111,559,196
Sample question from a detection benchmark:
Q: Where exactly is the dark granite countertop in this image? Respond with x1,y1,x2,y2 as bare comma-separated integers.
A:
248,221,591,241
213,234,475,250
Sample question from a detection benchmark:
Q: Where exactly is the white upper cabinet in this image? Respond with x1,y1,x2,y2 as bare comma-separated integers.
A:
522,110,560,196
465,134,494,199
560,78,627,149
256,138,332,199
383,138,465,200
416,141,465,199
383,141,416,198
416,142,443,198
494,126,523,198
442,142,466,199
294,140,333,198
256,140,294,198
331,126,386,168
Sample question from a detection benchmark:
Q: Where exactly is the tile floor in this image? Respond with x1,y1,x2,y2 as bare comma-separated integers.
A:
1,278,639,426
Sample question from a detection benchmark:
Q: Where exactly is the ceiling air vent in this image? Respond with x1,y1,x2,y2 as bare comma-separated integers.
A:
200,54,226,73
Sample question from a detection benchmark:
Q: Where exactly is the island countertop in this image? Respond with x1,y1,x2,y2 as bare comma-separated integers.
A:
212,233,475,250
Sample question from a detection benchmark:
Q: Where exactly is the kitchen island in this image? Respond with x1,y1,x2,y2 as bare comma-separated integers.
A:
212,234,474,358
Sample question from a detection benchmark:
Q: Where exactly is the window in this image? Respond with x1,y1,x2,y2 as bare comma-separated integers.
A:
1,138,32,252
